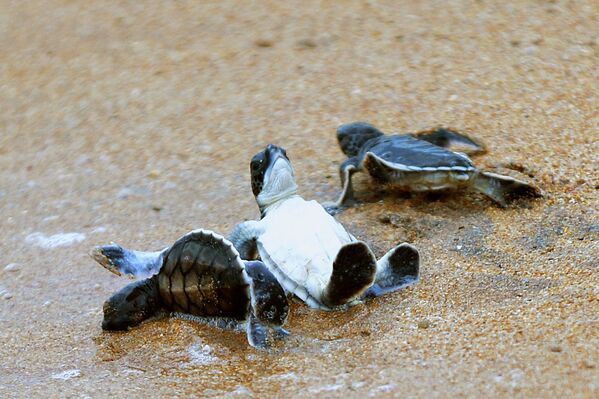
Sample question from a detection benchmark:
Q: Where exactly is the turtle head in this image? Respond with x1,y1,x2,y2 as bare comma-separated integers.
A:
336,122,385,157
245,261,289,327
101,277,159,331
250,144,298,211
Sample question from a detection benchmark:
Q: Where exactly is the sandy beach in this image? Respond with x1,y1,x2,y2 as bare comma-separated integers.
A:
0,1,597,397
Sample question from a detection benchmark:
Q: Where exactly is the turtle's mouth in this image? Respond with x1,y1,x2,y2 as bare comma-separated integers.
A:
267,152,291,174
263,156,295,193
265,144,289,165
260,144,294,191
256,147,297,208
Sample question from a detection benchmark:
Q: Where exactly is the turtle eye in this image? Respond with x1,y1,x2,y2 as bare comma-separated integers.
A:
250,159,261,170
250,151,267,171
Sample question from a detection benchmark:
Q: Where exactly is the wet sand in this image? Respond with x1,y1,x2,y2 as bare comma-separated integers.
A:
0,1,597,397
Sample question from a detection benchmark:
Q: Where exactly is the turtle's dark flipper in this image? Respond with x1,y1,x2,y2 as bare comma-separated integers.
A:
364,243,420,298
91,244,165,278
323,241,377,307
245,261,289,328
246,313,270,349
324,157,362,215
472,171,542,207
414,128,486,155
229,221,262,260
102,276,161,330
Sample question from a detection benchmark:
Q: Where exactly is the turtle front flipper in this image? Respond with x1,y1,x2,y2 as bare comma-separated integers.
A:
364,243,420,298
413,128,486,155
229,221,263,260
324,157,362,215
322,241,377,308
244,260,289,348
102,276,161,330
471,171,542,207
91,244,166,278
246,314,270,348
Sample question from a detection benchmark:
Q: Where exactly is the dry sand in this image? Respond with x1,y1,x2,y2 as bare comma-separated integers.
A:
0,1,597,397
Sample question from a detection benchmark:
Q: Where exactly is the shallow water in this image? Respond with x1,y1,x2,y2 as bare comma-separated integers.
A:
1,1,598,397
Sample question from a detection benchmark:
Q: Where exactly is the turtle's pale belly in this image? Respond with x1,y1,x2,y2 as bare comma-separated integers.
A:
259,197,354,308
389,168,474,191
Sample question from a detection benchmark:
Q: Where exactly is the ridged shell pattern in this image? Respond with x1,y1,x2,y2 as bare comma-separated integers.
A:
361,135,475,169
158,230,251,321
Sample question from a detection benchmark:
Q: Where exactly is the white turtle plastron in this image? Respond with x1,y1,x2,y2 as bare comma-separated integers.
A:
257,196,355,309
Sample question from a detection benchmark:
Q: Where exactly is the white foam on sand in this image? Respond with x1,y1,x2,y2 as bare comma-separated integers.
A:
187,342,219,365
26,232,86,249
309,383,344,394
51,369,81,380
369,383,397,397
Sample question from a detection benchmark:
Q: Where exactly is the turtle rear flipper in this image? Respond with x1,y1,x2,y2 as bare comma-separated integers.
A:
364,243,420,298
322,241,377,307
471,171,542,207
91,244,166,278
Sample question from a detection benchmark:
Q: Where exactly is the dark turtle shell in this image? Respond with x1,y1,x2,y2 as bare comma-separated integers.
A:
359,135,474,170
158,230,250,320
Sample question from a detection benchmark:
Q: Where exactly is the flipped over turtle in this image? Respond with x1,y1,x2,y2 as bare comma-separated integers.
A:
229,144,420,310
331,122,541,210
91,229,289,348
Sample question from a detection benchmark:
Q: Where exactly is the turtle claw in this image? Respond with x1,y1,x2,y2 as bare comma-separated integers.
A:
246,317,290,349
321,201,342,216
322,199,357,216
246,314,270,349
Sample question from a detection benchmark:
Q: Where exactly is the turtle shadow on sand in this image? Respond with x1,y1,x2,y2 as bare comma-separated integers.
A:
338,180,495,213
339,191,514,268
327,167,542,216
92,317,266,365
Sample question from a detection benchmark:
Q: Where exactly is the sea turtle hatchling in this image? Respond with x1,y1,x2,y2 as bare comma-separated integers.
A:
229,144,420,310
330,122,541,210
91,229,289,348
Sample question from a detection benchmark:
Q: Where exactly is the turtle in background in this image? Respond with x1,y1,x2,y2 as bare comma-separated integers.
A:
229,144,420,310
91,229,289,349
329,122,541,211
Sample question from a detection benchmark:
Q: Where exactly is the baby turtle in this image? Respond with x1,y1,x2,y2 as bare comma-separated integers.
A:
229,144,420,310
331,122,541,210
91,229,289,349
